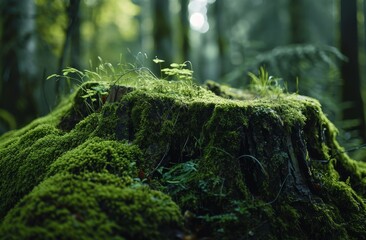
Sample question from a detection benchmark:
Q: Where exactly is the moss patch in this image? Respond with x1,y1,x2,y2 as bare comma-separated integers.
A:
1,78,366,239
0,173,182,240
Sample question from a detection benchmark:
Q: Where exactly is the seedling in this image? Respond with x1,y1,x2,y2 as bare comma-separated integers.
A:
248,67,283,96
153,58,194,83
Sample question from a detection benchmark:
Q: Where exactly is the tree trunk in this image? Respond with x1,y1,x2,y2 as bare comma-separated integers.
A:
288,0,306,44
179,0,190,62
56,0,81,94
340,0,366,140
152,0,172,74
0,0,37,132
214,0,226,79
70,0,81,70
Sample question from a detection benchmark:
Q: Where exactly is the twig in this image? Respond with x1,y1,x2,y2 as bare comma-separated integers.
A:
266,173,290,205
237,154,268,177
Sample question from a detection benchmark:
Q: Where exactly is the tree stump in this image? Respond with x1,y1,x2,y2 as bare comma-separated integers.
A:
0,79,365,239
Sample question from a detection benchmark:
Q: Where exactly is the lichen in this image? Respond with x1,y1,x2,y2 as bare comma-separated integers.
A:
1,78,366,239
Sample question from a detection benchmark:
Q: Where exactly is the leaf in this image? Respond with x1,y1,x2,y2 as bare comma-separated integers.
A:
153,57,165,64
170,63,180,68
98,56,103,63
46,74,60,80
84,70,102,80
63,67,84,76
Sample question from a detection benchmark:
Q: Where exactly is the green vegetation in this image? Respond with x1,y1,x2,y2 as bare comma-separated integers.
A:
1,66,366,239
153,57,194,82
248,67,284,96
1,173,182,240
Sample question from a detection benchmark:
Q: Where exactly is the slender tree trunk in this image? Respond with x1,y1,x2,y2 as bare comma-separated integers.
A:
152,0,172,74
340,0,366,140
0,0,37,131
70,0,81,70
214,0,225,78
179,0,190,62
288,0,307,44
56,0,81,94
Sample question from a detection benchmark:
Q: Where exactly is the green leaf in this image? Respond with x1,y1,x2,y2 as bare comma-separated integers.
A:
46,74,60,80
170,63,180,68
153,57,165,64
63,67,84,76
84,70,102,80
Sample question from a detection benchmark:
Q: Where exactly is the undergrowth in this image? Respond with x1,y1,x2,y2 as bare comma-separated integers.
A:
248,66,286,97
47,55,196,112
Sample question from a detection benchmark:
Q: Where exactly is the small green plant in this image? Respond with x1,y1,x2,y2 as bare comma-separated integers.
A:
47,56,148,112
157,160,198,195
248,67,284,96
47,66,110,112
153,57,194,82
47,56,196,112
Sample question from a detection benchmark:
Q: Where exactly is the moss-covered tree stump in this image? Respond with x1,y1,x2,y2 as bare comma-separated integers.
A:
1,78,366,239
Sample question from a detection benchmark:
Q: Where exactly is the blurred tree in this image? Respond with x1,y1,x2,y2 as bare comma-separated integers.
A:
152,0,172,72
288,0,306,44
179,0,190,62
57,0,82,94
81,0,140,66
340,0,366,141
214,0,227,78
136,0,153,59
34,0,68,111
35,0,67,57
0,0,37,133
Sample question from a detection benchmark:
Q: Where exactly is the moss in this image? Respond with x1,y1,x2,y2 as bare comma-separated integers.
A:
204,80,255,100
1,78,366,239
1,113,115,219
58,82,106,131
0,124,63,219
0,173,182,240
0,92,72,145
47,137,142,184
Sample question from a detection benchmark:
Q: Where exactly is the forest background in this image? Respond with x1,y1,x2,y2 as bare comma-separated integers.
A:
1,0,366,160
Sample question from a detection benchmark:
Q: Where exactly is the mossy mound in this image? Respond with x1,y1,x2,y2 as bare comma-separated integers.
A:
0,173,182,240
1,78,366,239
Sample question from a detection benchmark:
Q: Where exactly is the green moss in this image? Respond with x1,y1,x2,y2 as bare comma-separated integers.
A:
1,78,366,239
47,137,142,184
0,92,72,144
0,172,182,240
0,113,120,219
0,124,63,219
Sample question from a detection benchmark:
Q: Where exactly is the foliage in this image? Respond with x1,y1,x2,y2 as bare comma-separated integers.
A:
248,67,284,96
227,44,345,87
47,65,109,112
156,160,198,196
153,57,194,82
